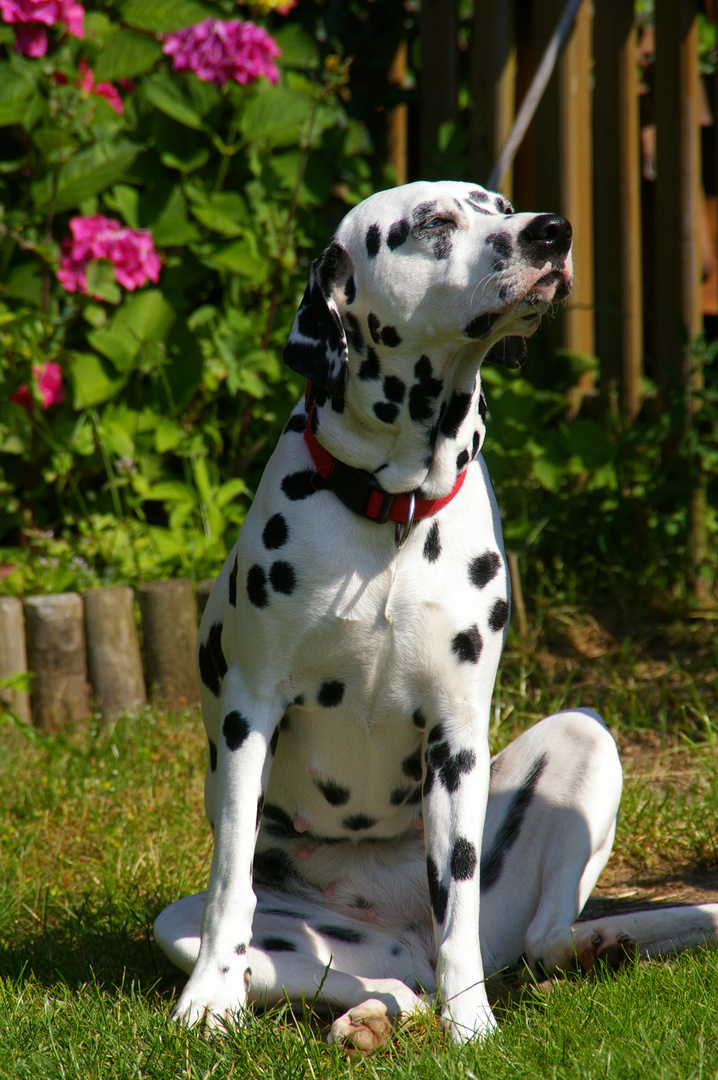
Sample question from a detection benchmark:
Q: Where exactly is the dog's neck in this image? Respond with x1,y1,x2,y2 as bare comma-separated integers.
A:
310,328,490,500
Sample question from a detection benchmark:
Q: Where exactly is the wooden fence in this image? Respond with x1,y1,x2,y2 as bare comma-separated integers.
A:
386,0,714,602
0,580,216,730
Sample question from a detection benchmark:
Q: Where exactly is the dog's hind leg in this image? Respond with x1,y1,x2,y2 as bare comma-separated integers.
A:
478,708,624,978
155,890,429,1049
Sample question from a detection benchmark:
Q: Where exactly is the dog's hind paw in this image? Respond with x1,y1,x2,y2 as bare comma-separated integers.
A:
328,1000,392,1053
573,926,638,973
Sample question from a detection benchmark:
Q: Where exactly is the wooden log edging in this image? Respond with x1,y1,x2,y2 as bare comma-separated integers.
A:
0,577,215,730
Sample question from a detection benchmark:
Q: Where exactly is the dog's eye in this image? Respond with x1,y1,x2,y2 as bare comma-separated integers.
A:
426,215,454,229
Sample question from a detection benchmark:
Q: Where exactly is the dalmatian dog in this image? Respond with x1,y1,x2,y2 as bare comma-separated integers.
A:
154,181,718,1047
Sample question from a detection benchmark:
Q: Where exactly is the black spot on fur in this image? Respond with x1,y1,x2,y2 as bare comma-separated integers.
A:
387,218,410,249
481,754,547,890
262,803,294,837
198,621,227,698
427,723,444,744
315,778,351,806
316,924,366,944
383,375,406,403
344,311,364,353
344,275,356,304
456,449,469,470
452,625,483,664
423,521,441,563
469,551,501,589
366,225,381,257
282,469,326,501
464,312,499,339
261,937,297,953
269,727,280,756
439,747,476,793
317,680,345,707
367,312,381,344
495,195,514,214
489,598,509,632
374,401,400,424
478,393,487,422
413,708,426,729
467,189,490,210
359,347,381,381
472,430,480,458
263,514,289,550
426,854,448,923
208,739,217,772
440,392,471,439
223,710,250,752
402,747,423,781
342,814,377,831
256,794,264,829
380,325,402,348
269,561,296,595
390,786,411,806
406,785,422,804
451,837,478,881
247,564,268,608
409,356,443,422
284,412,307,434
487,232,513,260
228,558,237,607
235,943,247,955
253,846,297,889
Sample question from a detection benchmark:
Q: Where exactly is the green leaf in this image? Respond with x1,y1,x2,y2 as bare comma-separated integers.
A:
120,0,215,33
154,419,184,453
145,186,201,246
240,85,315,149
189,192,249,238
199,240,261,278
69,352,128,408
85,261,123,305
0,66,37,128
32,141,143,213
93,29,163,83
87,290,176,372
273,24,319,70
143,75,206,131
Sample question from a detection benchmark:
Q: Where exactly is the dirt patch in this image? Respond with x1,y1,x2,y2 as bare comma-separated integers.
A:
582,729,718,916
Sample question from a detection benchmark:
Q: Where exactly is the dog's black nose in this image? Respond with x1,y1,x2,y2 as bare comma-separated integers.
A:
519,214,572,258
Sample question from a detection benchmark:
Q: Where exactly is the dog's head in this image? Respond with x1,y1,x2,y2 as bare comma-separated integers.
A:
284,180,573,395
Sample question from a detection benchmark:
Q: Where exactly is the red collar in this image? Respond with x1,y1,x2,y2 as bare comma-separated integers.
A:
302,402,467,530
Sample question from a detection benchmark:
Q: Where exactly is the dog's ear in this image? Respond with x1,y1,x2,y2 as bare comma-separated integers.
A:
283,242,355,396
483,336,528,369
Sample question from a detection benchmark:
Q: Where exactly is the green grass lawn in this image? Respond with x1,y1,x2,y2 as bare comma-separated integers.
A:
1,624,717,1079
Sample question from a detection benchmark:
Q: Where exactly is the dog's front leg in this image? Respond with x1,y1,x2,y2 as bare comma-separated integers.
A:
422,714,495,1042
172,670,280,1028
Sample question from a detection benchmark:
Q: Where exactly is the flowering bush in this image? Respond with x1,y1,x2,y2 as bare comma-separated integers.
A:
0,0,372,589
162,18,280,87
57,215,161,294
0,0,84,55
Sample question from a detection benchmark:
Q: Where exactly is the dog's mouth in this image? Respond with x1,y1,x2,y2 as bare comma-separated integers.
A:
511,269,572,330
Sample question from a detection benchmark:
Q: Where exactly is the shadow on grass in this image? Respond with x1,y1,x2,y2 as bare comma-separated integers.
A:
0,892,186,1002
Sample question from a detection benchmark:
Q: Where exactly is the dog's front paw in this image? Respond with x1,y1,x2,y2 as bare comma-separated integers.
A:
171,968,249,1030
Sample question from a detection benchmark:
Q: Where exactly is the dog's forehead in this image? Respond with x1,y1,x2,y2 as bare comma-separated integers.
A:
335,181,510,241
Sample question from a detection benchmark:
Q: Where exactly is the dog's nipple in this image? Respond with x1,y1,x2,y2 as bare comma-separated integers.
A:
293,811,310,833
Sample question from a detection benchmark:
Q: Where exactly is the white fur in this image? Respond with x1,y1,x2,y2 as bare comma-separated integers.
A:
154,182,718,1046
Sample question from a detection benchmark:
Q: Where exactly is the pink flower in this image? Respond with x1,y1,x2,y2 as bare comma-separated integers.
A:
162,18,280,87
77,59,124,114
57,215,161,296
9,362,65,412
14,23,47,54
0,0,85,55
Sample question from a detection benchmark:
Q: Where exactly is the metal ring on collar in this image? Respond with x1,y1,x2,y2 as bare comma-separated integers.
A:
394,492,416,549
